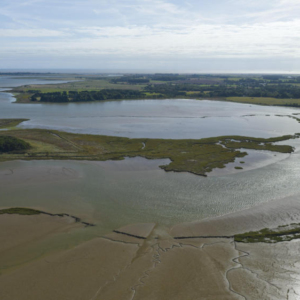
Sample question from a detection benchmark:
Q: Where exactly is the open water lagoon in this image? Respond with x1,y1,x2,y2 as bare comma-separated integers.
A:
1,75,300,139
2,97,300,139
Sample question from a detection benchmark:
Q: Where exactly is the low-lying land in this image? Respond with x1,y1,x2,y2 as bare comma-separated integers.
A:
9,73,300,107
1,203,300,299
0,118,29,129
0,207,44,215
0,119,296,176
234,223,300,243
0,207,94,226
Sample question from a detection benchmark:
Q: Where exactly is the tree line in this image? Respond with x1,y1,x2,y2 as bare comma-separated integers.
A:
31,90,146,102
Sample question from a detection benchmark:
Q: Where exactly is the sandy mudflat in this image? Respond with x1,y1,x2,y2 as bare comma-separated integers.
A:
0,214,77,254
2,195,300,299
0,213,83,275
0,215,241,300
228,241,300,300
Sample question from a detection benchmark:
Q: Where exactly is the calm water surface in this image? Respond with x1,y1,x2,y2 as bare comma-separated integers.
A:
1,76,300,139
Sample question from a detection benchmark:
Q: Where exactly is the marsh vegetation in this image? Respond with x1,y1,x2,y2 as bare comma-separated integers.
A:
235,223,300,243
0,119,29,129
0,119,296,176
0,207,43,215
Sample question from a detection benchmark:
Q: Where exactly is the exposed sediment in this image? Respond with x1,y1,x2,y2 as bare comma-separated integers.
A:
113,231,147,240
0,207,95,227
2,201,300,299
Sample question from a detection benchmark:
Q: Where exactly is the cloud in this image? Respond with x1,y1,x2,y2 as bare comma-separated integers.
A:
227,0,300,23
0,28,66,37
1,20,300,59
1,0,300,70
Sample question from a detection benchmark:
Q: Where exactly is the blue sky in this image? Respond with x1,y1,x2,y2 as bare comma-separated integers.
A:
1,0,300,72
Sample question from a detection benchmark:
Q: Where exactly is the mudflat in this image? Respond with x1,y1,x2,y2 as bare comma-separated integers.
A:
1,195,300,299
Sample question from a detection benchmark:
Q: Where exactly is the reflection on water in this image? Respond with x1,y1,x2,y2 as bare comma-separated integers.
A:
209,149,291,176
1,154,300,234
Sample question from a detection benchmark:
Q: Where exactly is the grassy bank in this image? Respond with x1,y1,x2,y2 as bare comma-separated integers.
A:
0,119,29,129
0,207,43,215
0,119,297,176
225,97,300,106
0,207,95,226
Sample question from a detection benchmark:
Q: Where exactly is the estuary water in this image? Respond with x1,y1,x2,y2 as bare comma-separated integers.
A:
1,75,300,233
1,76,300,139
1,153,300,233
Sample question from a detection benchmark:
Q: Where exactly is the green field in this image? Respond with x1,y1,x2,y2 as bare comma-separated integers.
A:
15,78,146,93
10,73,300,107
12,77,148,103
225,97,300,106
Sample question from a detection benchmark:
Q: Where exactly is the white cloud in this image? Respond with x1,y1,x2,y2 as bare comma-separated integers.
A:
1,0,300,70
1,20,300,59
0,28,66,37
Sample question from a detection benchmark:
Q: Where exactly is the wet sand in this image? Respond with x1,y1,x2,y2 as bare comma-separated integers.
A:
2,195,300,299
0,213,83,276
0,214,241,300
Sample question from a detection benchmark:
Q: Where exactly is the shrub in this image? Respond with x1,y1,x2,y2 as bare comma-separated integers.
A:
0,136,31,153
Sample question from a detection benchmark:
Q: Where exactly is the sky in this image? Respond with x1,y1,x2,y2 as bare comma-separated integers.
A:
1,0,300,73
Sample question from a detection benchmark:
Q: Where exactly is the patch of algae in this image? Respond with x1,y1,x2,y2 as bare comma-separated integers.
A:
235,223,300,243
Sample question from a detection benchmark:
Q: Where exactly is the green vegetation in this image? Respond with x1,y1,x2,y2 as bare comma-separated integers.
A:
0,207,95,226
0,118,29,129
234,166,243,170
11,73,300,106
110,75,150,84
225,97,300,106
33,90,146,102
0,120,296,176
235,224,300,243
0,136,31,153
0,207,43,215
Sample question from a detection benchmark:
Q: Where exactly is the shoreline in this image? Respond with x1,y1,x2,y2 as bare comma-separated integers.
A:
0,207,95,227
2,187,300,240
1,83,300,109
